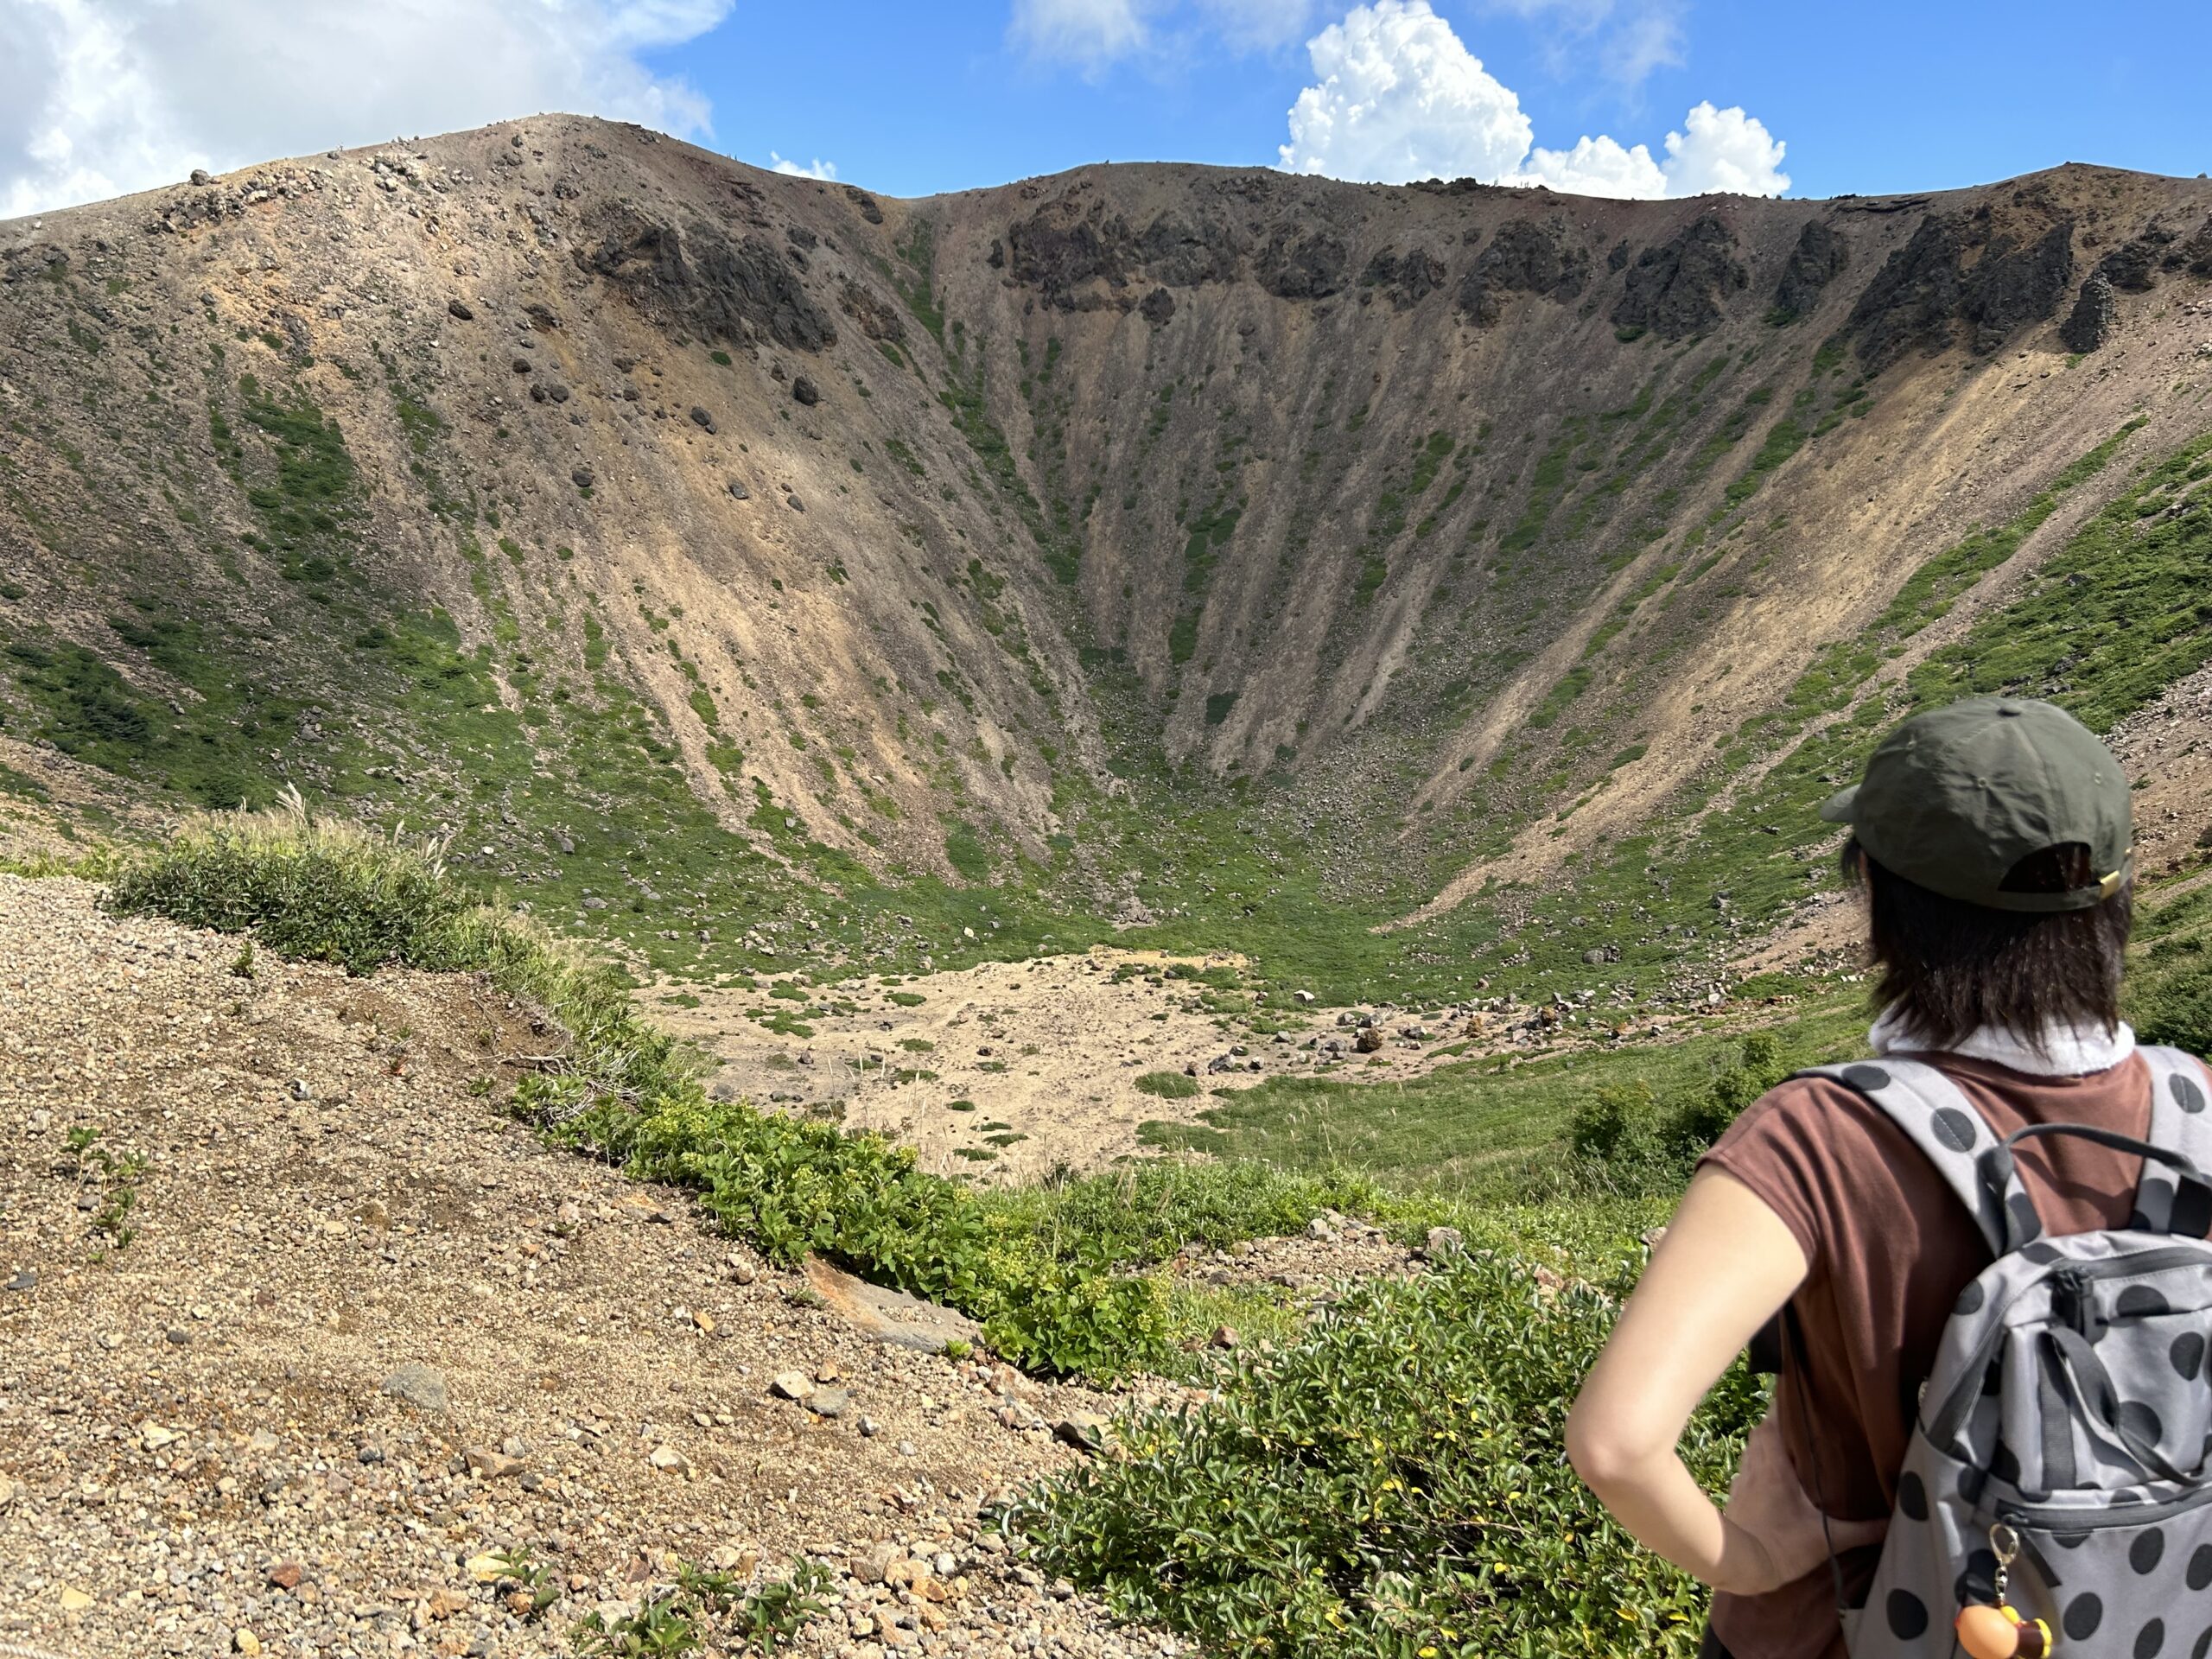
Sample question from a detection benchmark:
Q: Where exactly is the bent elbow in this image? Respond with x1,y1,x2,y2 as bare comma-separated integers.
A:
1566,1396,1657,1492
1565,1402,1626,1490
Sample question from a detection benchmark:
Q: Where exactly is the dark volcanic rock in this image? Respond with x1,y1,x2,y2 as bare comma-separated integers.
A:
842,185,884,225
1361,247,1446,308
577,209,837,353
838,279,906,343
1007,200,1135,305
1136,213,1240,287
791,375,820,406
690,404,716,431
1770,219,1848,322
1849,211,2074,365
1258,230,1351,300
446,298,474,321
1611,214,1748,340
2060,272,2116,353
2165,216,2212,278
1139,286,1175,326
1847,215,1966,365
1961,219,2074,354
2095,238,2160,293
1455,219,1590,324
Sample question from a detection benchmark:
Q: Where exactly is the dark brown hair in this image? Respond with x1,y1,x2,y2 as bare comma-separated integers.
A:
1843,836,2132,1051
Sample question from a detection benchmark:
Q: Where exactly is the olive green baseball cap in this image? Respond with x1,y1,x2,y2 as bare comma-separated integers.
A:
1820,696,2133,912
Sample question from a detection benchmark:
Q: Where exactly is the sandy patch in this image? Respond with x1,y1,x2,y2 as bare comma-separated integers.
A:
651,950,1548,1179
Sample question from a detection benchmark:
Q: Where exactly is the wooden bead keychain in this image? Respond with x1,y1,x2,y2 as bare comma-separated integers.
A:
1954,1522,2055,1659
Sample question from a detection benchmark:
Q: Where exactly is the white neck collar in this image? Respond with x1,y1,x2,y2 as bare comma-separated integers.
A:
1867,1003,2135,1077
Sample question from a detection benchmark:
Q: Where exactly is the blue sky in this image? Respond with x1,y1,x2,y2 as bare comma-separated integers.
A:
6,0,2211,218
673,0,2212,200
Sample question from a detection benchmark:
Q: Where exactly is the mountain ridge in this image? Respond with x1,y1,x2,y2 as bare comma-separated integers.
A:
3,115,2210,999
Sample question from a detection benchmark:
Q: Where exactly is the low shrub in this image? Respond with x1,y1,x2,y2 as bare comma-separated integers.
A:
1132,1069,1199,1100
1018,1249,1761,1657
2134,949,2212,1055
995,1159,1385,1272
1557,1033,1794,1198
98,798,1357,1380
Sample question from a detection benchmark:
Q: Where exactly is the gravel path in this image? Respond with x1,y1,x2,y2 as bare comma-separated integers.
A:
0,876,1187,1659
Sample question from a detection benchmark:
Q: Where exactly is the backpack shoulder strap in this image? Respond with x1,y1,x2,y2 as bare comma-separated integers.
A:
2132,1046,2212,1236
1796,1058,2037,1255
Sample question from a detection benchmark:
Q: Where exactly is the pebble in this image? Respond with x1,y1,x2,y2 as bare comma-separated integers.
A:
381,1361,449,1412
0,876,1166,1659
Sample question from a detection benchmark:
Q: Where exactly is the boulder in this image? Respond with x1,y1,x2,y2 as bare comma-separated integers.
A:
447,298,474,321
791,375,819,406
803,1255,984,1355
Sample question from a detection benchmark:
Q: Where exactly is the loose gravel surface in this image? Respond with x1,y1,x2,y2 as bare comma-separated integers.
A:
0,876,1199,1659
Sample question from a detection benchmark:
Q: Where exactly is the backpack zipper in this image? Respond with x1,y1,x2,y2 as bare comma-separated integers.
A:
1999,1484,2212,1535
1927,1246,2212,1446
1989,1515,2067,1589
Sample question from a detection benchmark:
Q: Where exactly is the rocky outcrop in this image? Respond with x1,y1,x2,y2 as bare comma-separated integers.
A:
1135,213,1240,287
1006,200,1135,305
2167,217,2212,278
1849,210,2075,365
2060,272,2117,353
839,278,906,342
576,210,836,353
1961,220,2075,353
1611,214,1749,340
1362,246,1446,308
1770,219,1848,323
1454,219,1590,324
1005,202,1245,307
1258,229,1351,300
2096,238,2162,293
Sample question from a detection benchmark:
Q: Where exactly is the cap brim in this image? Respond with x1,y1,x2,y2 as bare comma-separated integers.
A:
1818,785,1859,824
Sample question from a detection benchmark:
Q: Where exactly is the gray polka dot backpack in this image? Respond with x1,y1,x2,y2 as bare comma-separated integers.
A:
1801,1048,2212,1658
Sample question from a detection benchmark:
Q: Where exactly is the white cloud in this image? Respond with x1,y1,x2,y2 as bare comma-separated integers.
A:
1279,1,1789,199
1483,0,1683,88
1520,133,1665,198
769,152,837,180
1010,0,1321,67
1011,0,1153,65
1659,99,1789,198
1280,0,1533,184
1,0,734,219
1196,0,1327,52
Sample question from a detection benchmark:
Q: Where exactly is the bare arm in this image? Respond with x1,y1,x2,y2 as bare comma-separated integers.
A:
1567,1166,1885,1595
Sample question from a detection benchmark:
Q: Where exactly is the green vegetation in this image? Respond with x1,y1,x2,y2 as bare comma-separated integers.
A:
1147,1017,1856,1201
1133,1069,1199,1100
1021,1249,1759,1657
99,804,1378,1380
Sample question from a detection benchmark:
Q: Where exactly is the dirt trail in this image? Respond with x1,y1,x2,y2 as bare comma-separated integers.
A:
0,876,1204,1659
